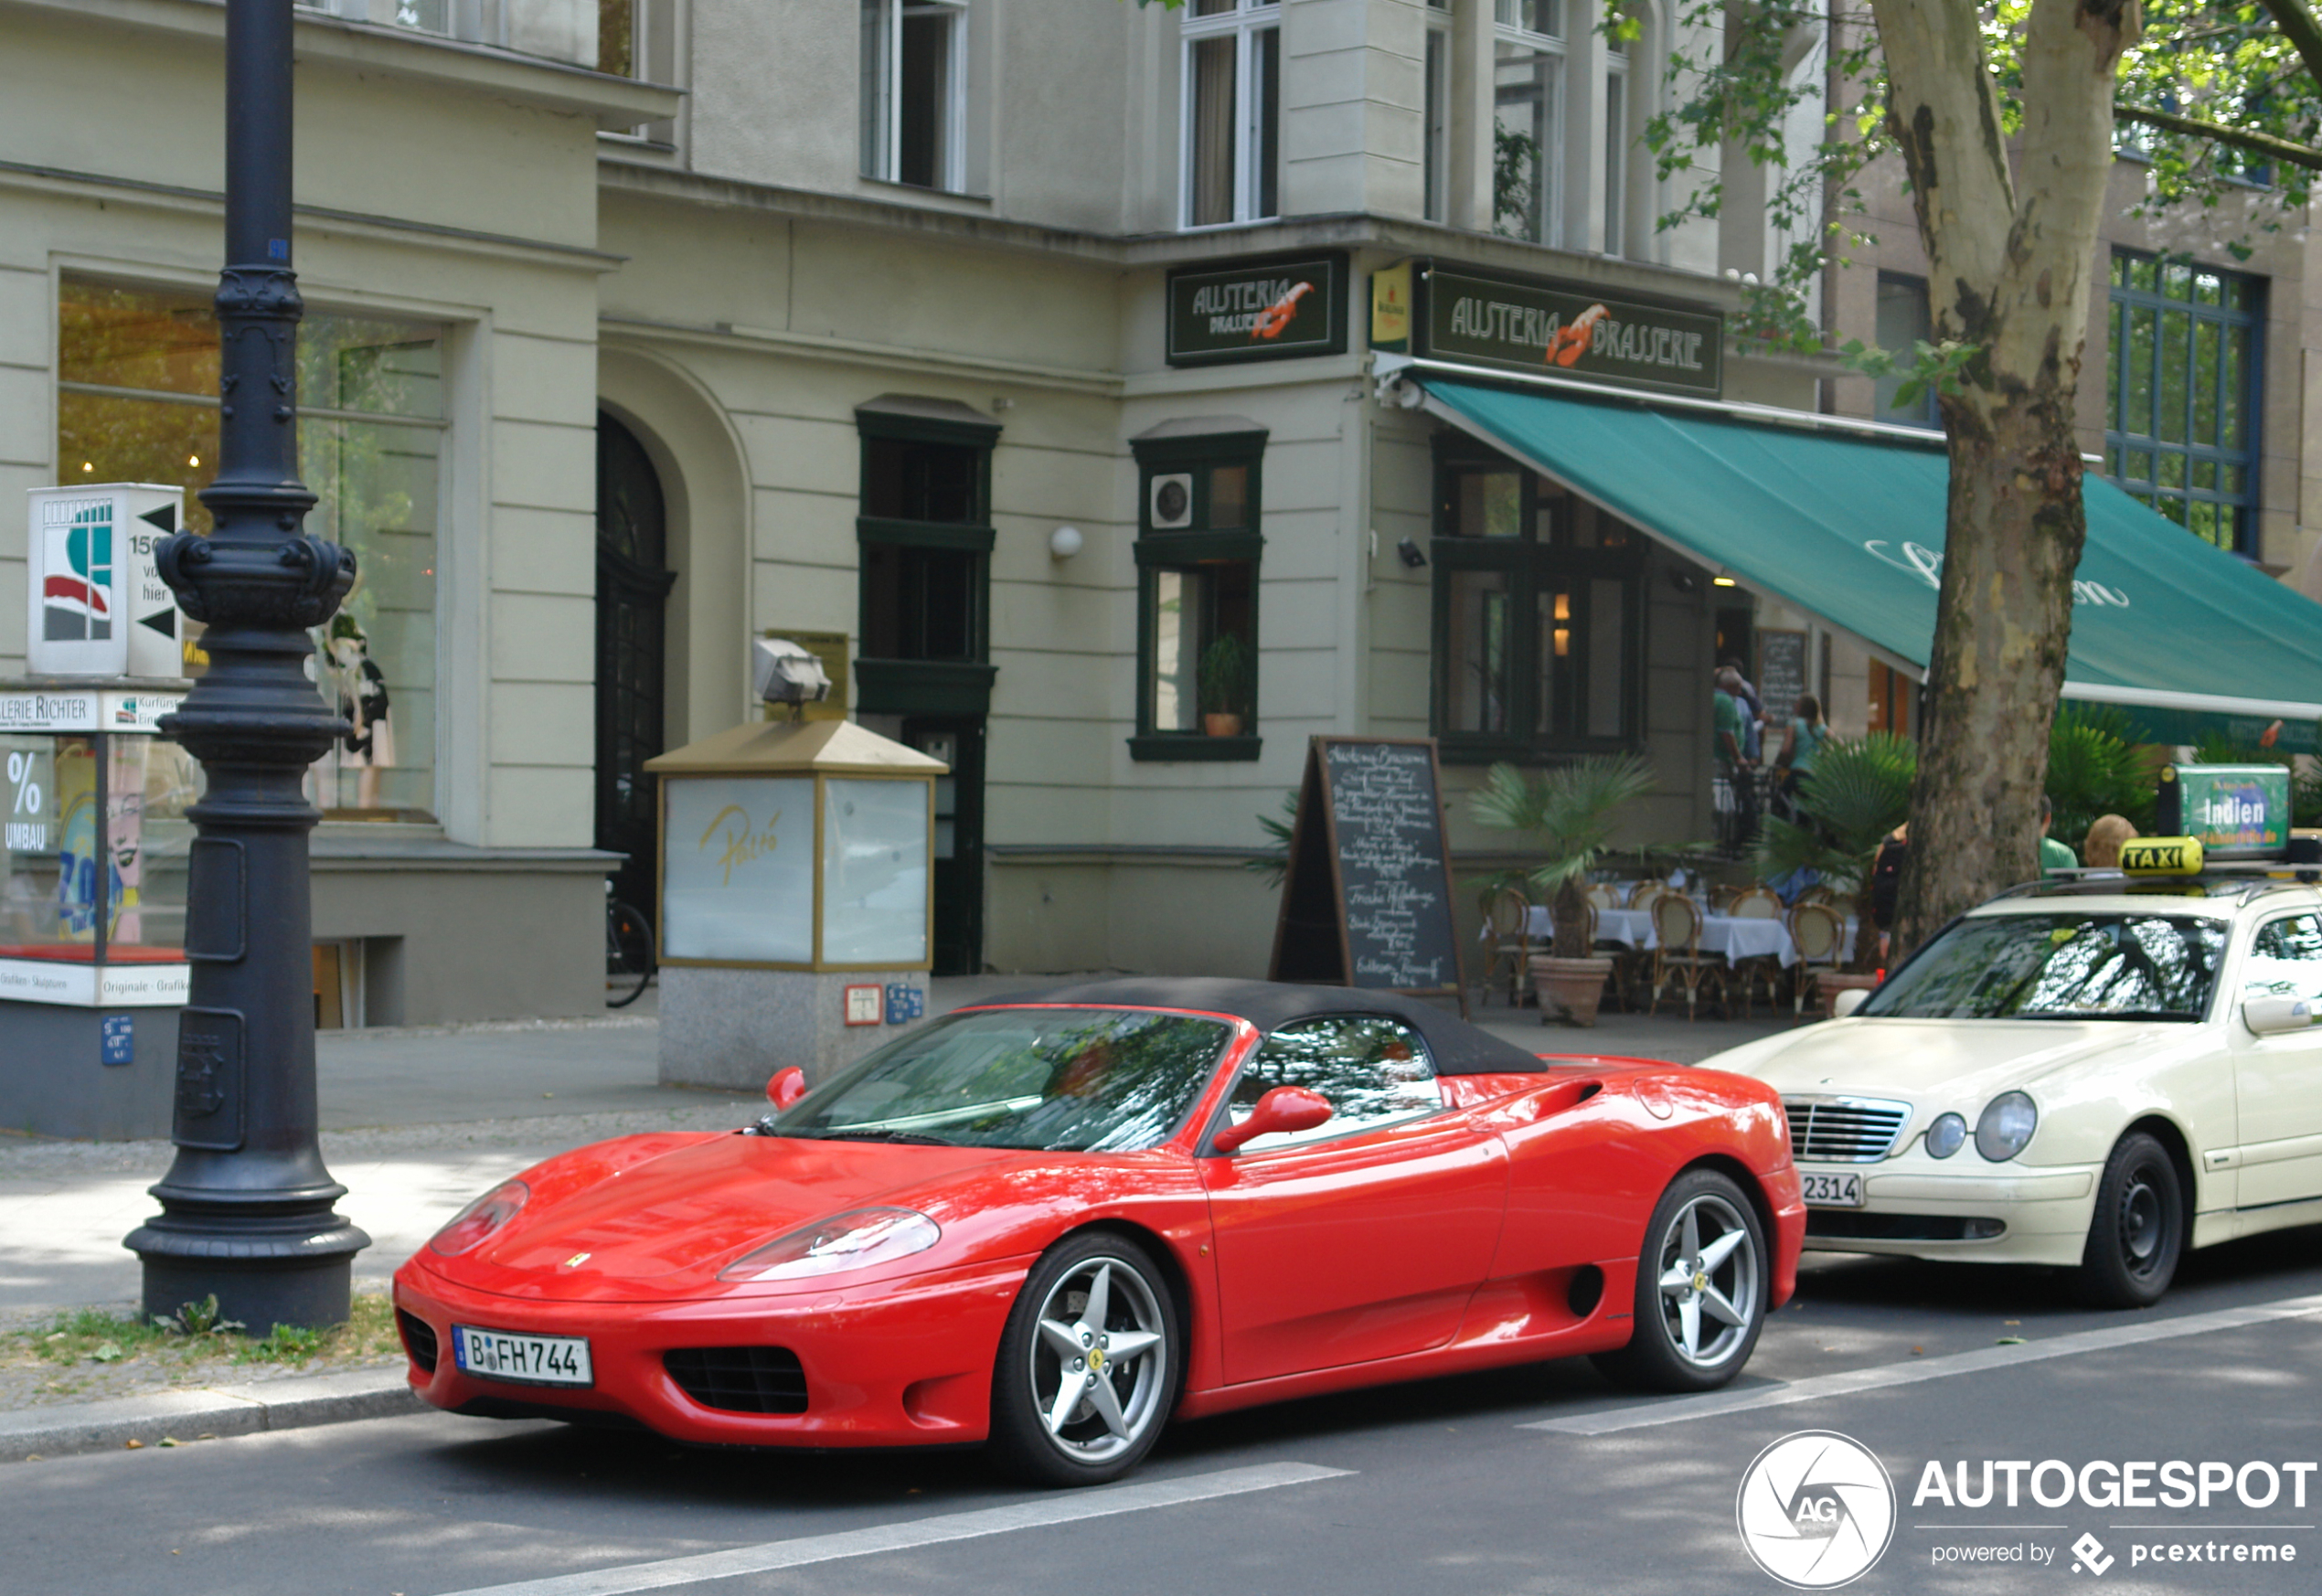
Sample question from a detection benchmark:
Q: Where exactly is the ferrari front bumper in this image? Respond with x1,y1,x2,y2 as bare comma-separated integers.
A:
392,1253,1032,1448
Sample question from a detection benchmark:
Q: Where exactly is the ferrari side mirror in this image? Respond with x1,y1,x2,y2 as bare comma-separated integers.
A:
1830,988,1870,1019
767,1066,809,1110
1211,1086,1331,1154
2242,996,2316,1037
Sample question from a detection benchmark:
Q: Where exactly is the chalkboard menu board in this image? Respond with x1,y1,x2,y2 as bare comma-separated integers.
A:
1757,630,1807,726
1270,738,1467,1015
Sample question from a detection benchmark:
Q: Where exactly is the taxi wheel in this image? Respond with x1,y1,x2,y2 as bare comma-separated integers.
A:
1592,1168,1768,1393
987,1231,1180,1488
2077,1132,2185,1309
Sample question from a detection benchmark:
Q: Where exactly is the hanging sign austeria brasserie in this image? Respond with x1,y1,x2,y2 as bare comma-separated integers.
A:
1392,261,1724,399
1166,252,1349,366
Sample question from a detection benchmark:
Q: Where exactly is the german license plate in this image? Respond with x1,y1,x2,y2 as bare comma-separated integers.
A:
1800,1172,1865,1208
452,1325,593,1387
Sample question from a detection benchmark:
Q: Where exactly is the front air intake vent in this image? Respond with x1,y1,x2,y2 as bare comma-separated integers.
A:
1784,1096,1911,1163
397,1310,439,1375
664,1346,809,1414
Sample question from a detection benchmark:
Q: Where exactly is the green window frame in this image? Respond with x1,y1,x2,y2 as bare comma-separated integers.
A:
1429,437,1645,763
1130,426,1266,762
2104,250,2263,554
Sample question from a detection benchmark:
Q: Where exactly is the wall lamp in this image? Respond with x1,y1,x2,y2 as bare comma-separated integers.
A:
1049,525,1084,561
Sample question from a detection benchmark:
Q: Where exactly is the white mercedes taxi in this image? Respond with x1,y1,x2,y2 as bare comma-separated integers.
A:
1703,870,2322,1306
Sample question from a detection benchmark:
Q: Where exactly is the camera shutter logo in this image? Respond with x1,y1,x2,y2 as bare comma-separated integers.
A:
1736,1431,1897,1588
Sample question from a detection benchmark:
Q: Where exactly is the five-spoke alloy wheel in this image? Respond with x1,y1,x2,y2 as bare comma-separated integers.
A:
1594,1168,1768,1392
989,1231,1179,1486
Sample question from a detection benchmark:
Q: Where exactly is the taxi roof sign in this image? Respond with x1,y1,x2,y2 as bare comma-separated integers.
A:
2121,836,2206,877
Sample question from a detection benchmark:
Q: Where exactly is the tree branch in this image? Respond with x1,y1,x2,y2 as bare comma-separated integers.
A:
2114,101,2322,171
2257,0,2322,90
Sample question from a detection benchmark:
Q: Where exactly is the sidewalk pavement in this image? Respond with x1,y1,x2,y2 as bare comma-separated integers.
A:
0,976,1792,1458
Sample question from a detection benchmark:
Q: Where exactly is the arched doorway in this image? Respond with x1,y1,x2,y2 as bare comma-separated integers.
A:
596,412,676,921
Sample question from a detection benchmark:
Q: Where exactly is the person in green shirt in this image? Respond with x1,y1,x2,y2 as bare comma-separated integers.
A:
2039,793,2077,876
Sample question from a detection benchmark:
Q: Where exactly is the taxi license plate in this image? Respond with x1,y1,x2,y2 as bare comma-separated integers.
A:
1800,1172,1865,1208
452,1325,593,1387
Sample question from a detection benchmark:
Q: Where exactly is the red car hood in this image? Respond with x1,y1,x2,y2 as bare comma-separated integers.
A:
426,1133,1027,1299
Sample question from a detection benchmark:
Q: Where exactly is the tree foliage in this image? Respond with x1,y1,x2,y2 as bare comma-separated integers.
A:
1470,754,1660,956
1754,732,1915,966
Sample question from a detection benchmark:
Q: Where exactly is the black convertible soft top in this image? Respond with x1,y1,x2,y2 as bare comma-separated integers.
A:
965,977,1550,1077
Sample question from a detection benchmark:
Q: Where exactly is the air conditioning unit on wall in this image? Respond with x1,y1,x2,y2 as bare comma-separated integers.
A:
1148,473,1194,530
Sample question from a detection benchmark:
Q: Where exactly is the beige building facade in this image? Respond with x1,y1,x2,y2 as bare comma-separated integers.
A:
7,0,2065,1023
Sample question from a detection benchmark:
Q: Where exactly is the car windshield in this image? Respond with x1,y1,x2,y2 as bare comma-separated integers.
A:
1861,912,2228,1021
766,1007,1234,1152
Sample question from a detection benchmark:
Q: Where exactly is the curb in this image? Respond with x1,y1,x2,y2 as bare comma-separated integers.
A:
1,1367,421,1462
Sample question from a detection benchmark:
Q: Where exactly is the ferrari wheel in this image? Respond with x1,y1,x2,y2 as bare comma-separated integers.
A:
988,1231,1179,1487
2076,1132,2184,1309
1592,1169,1767,1393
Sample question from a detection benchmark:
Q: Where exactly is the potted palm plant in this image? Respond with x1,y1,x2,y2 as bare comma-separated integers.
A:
1198,633,1252,737
1470,753,1657,1026
1753,732,1914,1007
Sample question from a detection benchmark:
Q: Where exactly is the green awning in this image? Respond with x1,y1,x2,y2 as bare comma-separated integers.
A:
1422,377,2322,755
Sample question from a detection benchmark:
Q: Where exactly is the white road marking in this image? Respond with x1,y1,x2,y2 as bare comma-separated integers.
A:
1528,1290,2322,1436
430,1461,1353,1596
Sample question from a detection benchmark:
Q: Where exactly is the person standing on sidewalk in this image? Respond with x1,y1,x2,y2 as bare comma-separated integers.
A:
2038,794,2077,877
1714,666,1759,848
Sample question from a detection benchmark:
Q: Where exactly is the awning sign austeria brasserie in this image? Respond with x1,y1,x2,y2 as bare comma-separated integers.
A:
1370,261,1724,399
1166,253,1348,366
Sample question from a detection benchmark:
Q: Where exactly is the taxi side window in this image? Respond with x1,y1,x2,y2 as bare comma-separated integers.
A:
1223,1016,1440,1152
2245,914,2322,1005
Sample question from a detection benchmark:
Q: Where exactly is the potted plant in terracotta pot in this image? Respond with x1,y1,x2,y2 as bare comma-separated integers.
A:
1754,732,1914,1012
1471,753,1656,1026
1198,633,1252,737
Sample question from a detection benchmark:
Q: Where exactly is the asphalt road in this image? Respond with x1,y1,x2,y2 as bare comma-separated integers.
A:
9,1237,2322,1596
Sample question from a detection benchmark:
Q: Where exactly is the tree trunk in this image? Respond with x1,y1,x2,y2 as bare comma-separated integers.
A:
1868,0,2140,957
1553,879,1589,959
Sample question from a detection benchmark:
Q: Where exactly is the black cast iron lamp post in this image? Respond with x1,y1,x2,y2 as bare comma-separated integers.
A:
124,0,368,1330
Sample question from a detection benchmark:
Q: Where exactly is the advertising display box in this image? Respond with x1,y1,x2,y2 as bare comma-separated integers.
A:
0,680,195,1139
645,718,944,1090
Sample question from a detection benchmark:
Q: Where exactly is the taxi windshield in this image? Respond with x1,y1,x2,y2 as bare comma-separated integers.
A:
766,1008,1233,1152
1862,913,2228,1022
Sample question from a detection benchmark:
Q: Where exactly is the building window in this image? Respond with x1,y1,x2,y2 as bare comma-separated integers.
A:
1423,0,1452,223
2105,250,2263,553
858,428,991,662
1603,31,1627,254
862,0,967,191
1431,443,1643,760
1873,274,1939,429
1131,429,1266,761
1494,0,1562,244
58,280,445,819
1182,0,1280,228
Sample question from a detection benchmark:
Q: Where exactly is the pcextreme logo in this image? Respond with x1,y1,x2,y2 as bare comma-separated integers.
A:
1737,1431,1898,1589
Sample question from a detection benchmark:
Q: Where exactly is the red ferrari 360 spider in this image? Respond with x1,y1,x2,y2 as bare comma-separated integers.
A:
393,980,1803,1484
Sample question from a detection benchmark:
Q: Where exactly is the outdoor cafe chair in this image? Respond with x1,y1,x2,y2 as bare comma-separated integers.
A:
1787,902,1848,1022
1479,885,1535,1008
1649,892,1724,1022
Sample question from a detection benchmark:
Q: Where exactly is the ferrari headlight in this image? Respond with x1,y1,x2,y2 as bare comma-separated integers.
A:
1974,1092,2038,1162
1925,1112,1967,1160
428,1178,528,1257
719,1208,941,1282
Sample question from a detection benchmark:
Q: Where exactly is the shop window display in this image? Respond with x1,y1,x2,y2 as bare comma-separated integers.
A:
1430,446,1643,761
58,280,442,818
1,727,202,970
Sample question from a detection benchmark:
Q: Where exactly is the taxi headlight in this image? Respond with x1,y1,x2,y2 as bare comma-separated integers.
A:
1925,1112,1967,1159
1975,1092,2038,1162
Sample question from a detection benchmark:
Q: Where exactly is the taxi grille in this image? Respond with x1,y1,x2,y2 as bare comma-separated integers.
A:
397,1310,439,1376
664,1346,809,1414
1784,1096,1910,1163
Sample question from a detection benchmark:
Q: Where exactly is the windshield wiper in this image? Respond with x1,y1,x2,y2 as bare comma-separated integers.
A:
812,1128,959,1145
2016,1009,2198,1023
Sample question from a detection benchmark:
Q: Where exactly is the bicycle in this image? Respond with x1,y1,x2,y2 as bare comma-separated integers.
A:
605,882,656,1009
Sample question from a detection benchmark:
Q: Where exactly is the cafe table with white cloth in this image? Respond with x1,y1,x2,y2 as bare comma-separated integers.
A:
1524,903,1852,967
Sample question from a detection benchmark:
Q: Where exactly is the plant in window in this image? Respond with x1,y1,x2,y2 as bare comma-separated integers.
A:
1197,633,1252,737
1471,753,1656,1025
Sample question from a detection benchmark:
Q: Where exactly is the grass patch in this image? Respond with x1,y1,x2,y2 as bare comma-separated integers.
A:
0,1290,400,1378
